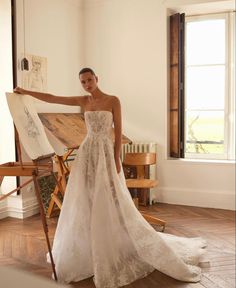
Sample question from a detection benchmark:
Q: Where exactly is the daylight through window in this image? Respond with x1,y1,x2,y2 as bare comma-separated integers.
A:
185,13,235,160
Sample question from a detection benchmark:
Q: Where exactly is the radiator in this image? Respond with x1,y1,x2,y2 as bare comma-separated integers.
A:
121,142,158,205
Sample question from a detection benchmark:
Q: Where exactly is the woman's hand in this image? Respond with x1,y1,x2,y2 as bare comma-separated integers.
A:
115,158,121,174
14,87,25,94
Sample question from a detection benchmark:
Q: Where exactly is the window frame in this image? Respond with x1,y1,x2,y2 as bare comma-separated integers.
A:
184,12,235,160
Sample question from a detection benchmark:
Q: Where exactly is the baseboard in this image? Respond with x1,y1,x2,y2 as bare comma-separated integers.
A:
157,187,236,210
1,187,235,220
7,205,39,219
0,199,8,219
22,197,40,218
0,196,39,219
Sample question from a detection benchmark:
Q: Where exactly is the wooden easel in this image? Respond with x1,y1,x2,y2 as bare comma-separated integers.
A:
46,149,75,217
0,127,58,281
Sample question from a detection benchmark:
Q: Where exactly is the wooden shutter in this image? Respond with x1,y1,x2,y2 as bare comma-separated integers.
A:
169,13,185,158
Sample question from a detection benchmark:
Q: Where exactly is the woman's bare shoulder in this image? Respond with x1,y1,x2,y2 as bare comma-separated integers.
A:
110,95,120,106
102,94,119,105
82,95,90,103
108,96,120,114
106,95,119,102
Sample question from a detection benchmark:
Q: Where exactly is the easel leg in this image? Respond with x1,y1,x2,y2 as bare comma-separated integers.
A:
47,194,56,218
32,173,58,281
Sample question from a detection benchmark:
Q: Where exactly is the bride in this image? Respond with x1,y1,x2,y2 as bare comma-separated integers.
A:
14,67,206,288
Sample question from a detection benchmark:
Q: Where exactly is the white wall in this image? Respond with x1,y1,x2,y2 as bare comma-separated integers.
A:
0,0,16,212
0,0,85,219
83,0,235,210
16,0,85,112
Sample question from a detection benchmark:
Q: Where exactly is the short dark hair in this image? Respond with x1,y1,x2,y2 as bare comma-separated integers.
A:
79,67,96,76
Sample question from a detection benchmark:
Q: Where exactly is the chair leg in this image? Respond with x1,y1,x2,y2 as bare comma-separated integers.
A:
140,212,166,232
133,197,139,209
133,196,166,231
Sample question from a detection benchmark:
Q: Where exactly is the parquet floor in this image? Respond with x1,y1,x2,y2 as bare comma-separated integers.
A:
0,203,235,288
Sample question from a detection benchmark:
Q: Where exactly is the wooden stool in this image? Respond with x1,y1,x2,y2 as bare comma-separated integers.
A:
123,152,166,231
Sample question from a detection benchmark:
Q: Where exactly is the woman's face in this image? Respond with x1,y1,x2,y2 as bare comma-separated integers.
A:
79,72,98,93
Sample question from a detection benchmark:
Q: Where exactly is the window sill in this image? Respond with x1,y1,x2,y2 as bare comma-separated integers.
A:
166,158,236,165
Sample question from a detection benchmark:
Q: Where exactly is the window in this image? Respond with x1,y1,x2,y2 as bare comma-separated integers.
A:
169,12,235,160
185,13,235,160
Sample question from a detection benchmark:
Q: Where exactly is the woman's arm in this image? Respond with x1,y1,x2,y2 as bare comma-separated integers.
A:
112,96,122,173
13,87,86,107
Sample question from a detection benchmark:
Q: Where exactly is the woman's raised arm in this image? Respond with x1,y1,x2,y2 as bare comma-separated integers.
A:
13,87,86,107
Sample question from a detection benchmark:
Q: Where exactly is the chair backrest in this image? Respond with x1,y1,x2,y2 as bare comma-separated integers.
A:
123,153,156,166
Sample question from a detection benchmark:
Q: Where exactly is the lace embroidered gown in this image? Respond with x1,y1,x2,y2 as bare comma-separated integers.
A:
48,111,206,287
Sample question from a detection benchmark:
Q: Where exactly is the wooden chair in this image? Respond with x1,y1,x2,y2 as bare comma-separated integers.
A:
123,152,166,231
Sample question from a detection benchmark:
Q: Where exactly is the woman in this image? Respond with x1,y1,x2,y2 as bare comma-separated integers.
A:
14,67,206,288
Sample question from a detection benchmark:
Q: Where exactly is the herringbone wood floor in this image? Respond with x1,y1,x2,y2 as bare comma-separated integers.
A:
0,203,235,288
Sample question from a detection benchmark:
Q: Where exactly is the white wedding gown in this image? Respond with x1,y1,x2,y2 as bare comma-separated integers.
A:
47,110,206,287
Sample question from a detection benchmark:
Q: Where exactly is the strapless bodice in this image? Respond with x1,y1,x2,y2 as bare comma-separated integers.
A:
84,111,113,137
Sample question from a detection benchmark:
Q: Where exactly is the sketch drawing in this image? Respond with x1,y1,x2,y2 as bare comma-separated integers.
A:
6,93,55,160
22,54,47,92
23,106,40,138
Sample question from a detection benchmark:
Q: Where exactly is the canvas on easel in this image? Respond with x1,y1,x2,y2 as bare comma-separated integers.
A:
0,92,58,280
